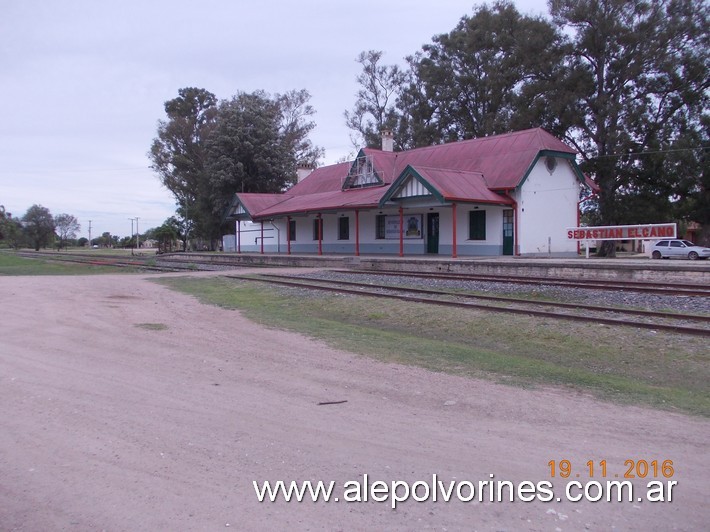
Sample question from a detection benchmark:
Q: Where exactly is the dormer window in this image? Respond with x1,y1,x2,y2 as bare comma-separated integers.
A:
343,155,383,189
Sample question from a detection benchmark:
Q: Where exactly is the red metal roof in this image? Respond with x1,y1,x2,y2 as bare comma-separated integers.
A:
228,128,579,219
287,161,351,195
364,127,576,190
407,167,513,204
235,193,291,217
256,185,386,217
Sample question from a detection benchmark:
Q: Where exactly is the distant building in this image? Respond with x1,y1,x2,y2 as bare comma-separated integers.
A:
224,128,594,257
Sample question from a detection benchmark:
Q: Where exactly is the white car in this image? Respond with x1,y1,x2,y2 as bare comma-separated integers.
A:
651,239,710,260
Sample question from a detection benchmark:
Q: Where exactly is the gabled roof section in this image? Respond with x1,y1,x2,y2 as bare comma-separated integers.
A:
369,128,578,190
256,185,386,218
380,166,514,207
360,148,399,184
224,192,291,220
341,153,384,189
286,161,351,195
222,128,578,221
515,149,586,190
430,129,575,189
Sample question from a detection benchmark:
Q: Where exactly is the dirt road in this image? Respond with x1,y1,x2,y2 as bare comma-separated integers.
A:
1,272,708,531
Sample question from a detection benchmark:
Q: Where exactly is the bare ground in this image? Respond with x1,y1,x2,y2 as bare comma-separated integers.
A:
0,271,708,531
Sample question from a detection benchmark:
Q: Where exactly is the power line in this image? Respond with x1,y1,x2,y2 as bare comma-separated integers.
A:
586,146,709,159
1,166,153,175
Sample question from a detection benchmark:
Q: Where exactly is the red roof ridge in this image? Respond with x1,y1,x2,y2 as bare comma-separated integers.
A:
412,165,484,175
362,127,573,157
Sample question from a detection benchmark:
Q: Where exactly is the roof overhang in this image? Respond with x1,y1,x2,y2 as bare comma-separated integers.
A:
379,165,444,206
379,165,513,208
223,194,252,221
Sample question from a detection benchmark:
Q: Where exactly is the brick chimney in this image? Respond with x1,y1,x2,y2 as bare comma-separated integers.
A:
381,129,394,152
296,164,314,182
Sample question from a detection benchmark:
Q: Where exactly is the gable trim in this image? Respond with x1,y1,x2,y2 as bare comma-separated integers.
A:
379,166,444,207
516,150,585,189
223,195,253,221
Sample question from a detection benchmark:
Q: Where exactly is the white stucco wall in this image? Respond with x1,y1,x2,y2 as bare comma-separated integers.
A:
517,157,581,256
223,220,281,252
226,203,512,256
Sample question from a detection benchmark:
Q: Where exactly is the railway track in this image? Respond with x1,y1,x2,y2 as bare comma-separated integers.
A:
10,251,708,335
13,250,249,272
12,250,274,272
334,268,710,297
14,251,182,271
13,251,709,297
227,273,710,337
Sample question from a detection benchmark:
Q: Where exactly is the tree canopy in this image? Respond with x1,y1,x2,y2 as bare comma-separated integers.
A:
22,204,55,251
345,0,709,247
150,87,322,246
344,51,405,149
150,87,218,245
551,0,709,252
54,213,80,250
0,206,23,248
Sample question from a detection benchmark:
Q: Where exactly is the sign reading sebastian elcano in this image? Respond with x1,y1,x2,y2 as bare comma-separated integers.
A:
566,223,677,241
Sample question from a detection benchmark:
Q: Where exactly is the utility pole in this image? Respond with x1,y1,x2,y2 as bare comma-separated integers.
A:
129,218,135,256
135,217,140,252
88,220,92,248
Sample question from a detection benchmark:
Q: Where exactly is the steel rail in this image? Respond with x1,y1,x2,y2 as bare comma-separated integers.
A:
13,251,180,272
14,250,239,272
334,269,710,297
13,251,709,295
255,273,710,323
226,275,710,337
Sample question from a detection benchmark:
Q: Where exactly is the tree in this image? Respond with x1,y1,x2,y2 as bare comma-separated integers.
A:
93,231,113,248
344,51,406,149
550,0,709,255
153,221,179,253
167,208,192,251
54,213,80,249
149,87,218,243
150,87,322,247
0,206,23,248
22,205,55,251
396,2,569,147
278,89,324,166
207,90,321,242
672,119,710,245
0,205,6,240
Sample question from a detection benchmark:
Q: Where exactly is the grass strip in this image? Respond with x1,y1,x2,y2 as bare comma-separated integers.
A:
156,276,710,417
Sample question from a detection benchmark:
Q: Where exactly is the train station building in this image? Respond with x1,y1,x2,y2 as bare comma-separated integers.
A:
223,127,593,257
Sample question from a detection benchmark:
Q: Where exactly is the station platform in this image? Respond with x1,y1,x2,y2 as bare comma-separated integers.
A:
159,252,710,286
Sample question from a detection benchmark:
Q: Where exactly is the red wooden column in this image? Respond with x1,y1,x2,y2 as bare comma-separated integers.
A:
260,221,264,254
287,216,291,255
399,206,404,257
237,220,241,253
317,213,323,255
355,210,360,256
451,202,458,258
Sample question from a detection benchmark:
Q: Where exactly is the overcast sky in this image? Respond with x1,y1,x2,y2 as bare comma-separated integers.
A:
1,0,548,239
